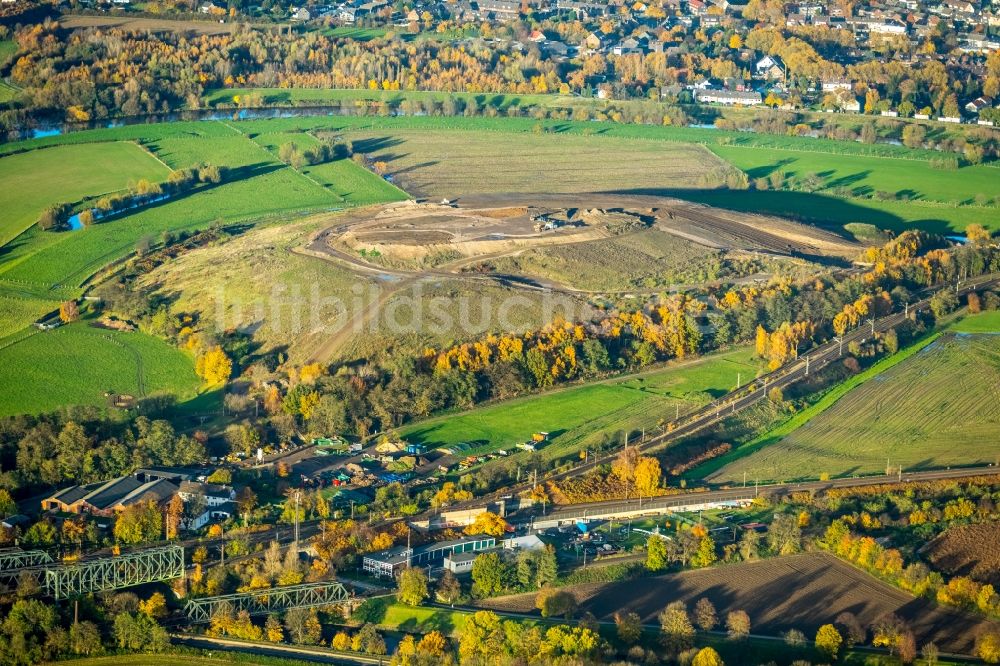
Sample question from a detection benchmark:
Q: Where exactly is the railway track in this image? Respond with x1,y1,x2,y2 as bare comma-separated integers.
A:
430,274,1000,514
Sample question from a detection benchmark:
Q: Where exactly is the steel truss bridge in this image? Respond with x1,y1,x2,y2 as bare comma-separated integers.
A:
0,549,53,571
0,545,184,600
184,581,352,623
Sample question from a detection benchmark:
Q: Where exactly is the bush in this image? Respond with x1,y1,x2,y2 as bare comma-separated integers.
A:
37,203,71,231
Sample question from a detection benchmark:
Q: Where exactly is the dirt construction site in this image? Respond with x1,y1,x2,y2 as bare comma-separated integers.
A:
293,192,861,362
318,192,859,274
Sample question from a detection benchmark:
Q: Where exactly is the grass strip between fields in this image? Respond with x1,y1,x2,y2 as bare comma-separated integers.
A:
691,331,943,480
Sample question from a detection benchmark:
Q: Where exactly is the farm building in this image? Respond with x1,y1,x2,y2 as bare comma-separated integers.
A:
362,534,497,577
42,467,214,524
42,475,179,518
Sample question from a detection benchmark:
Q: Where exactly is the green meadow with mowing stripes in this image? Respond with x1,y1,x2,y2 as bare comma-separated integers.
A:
706,318,1000,483
0,323,200,416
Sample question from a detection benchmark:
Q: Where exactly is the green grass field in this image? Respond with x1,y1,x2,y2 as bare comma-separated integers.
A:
707,328,1000,483
950,310,1000,333
711,144,999,207
0,295,58,339
203,87,561,109
227,114,996,232
248,130,408,205
40,657,315,666
0,81,18,103
321,25,389,40
0,39,16,65
400,347,758,459
0,141,169,245
0,323,200,416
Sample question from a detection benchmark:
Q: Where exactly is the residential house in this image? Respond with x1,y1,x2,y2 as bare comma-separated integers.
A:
870,18,908,33
960,33,1000,52
556,0,609,18
754,54,785,80
942,0,976,13
612,37,642,54
965,96,994,113
822,79,853,92
687,0,708,14
583,31,606,50
178,481,235,509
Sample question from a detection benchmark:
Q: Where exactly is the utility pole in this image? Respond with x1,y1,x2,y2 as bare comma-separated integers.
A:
804,355,810,376
869,318,875,336
834,336,844,357
743,471,747,488
736,372,741,389
294,490,301,551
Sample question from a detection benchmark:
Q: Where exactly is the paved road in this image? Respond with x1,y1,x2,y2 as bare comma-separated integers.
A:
435,274,1000,512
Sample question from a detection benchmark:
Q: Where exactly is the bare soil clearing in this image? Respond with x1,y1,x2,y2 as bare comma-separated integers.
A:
925,523,1000,587
477,552,997,654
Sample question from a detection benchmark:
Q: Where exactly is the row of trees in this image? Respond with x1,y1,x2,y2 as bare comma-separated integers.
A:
3,17,996,158
35,162,225,232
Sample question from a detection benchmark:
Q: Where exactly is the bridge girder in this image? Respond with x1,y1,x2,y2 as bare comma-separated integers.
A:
0,549,53,571
41,545,184,599
184,581,352,623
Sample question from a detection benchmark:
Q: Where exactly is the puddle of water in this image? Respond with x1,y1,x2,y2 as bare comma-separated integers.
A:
66,193,172,231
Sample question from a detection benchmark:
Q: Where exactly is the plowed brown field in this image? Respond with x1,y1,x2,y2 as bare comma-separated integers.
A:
477,553,997,654
926,523,1000,588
